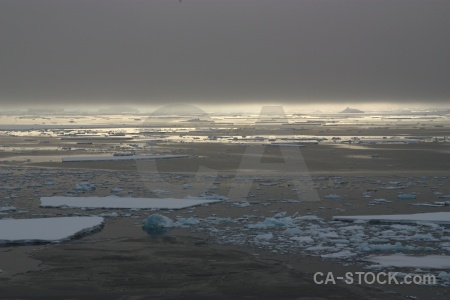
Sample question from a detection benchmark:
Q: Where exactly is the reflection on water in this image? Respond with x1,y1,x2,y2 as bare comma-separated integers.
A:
142,226,174,237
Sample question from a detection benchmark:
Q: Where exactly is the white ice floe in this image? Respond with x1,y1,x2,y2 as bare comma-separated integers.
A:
290,236,314,243
0,216,104,244
333,212,450,226
366,254,450,269
40,195,222,210
324,194,341,200
255,233,273,240
73,181,96,191
0,206,16,212
151,189,170,195
111,187,124,193
0,186,21,191
62,154,188,162
321,250,356,259
233,201,251,207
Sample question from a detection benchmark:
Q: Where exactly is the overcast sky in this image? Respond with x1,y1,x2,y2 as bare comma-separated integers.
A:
0,0,448,108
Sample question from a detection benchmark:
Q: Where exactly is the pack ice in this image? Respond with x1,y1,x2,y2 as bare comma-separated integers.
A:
333,212,450,226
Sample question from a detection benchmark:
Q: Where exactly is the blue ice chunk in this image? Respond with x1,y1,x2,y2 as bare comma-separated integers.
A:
397,193,417,200
142,214,174,237
73,181,96,191
263,217,293,227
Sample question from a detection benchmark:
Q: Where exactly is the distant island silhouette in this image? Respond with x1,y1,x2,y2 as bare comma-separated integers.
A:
339,107,364,113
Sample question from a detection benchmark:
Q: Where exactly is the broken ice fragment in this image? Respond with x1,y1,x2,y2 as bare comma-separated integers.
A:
255,233,273,240
176,217,200,226
397,193,416,200
233,201,251,207
324,194,341,200
333,212,450,226
142,214,174,237
0,206,16,213
73,182,96,191
321,250,356,259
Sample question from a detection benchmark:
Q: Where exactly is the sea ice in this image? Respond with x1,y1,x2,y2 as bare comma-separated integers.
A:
152,189,170,195
111,187,124,193
321,250,356,259
324,194,341,200
0,206,16,212
176,217,200,225
290,236,314,243
282,227,303,236
40,196,222,210
62,154,189,162
397,193,417,200
73,181,96,191
142,214,174,236
358,242,416,252
333,212,450,226
366,254,450,269
233,202,251,207
0,216,104,244
0,186,21,191
255,233,273,240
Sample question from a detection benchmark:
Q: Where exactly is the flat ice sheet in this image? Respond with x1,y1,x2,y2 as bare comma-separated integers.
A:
333,212,450,225
62,154,188,162
0,216,104,244
366,254,450,269
40,196,221,209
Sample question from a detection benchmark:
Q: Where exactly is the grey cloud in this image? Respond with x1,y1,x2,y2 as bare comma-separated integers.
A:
0,0,448,106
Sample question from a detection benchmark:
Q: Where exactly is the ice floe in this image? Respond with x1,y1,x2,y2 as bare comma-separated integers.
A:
0,216,104,245
73,181,96,191
0,206,16,213
62,154,188,162
324,194,341,200
333,212,450,226
366,254,450,269
40,195,222,210
397,193,417,200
